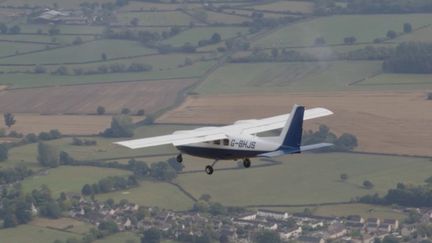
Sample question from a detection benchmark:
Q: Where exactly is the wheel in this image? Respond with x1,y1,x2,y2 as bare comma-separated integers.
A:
176,154,183,163
205,165,214,175
243,158,251,168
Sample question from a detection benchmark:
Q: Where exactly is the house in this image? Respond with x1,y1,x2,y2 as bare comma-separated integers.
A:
378,224,392,233
280,226,302,240
345,222,364,229
298,236,325,243
366,218,380,226
351,234,375,243
326,223,347,239
257,209,289,220
346,215,365,224
366,223,379,233
383,219,399,230
238,212,257,221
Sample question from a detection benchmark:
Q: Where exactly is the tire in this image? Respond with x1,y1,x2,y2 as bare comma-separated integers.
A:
205,165,214,175
176,154,183,163
243,158,251,168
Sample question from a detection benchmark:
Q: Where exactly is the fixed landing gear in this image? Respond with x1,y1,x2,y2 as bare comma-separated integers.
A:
176,154,183,163
243,158,251,168
205,160,219,175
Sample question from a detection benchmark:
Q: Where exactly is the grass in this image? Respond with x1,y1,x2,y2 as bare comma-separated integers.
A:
200,10,250,24
21,166,132,197
0,34,95,45
254,14,432,48
356,73,432,90
175,153,432,206
0,39,155,65
162,26,247,46
0,42,48,57
312,203,407,221
49,125,197,161
195,61,381,94
116,12,195,26
30,217,93,235
0,142,41,170
18,24,105,35
0,60,215,88
0,224,80,243
96,181,194,211
249,1,314,14
94,232,141,243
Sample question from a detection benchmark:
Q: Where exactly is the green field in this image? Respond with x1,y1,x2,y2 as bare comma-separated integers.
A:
94,232,141,243
174,153,432,206
0,42,48,57
0,142,41,170
21,166,132,196
0,34,95,45
96,181,194,211
0,224,80,243
0,60,214,88
250,1,314,13
254,14,432,48
49,125,196,161
162,26,247,46
0,39,155,65
195,61,381,94
201,10,250,24
117,12,195,26
18,24,105,35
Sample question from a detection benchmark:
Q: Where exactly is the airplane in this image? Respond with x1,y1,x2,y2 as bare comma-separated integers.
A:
115,104,333,175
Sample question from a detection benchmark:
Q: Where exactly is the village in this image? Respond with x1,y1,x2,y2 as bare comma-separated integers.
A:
56,195,431,243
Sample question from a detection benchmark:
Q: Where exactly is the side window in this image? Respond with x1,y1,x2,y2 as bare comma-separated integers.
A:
213,140,220,145
223,139,229,146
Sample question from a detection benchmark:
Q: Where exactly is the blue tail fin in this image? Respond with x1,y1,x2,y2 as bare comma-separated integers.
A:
280,105,304,148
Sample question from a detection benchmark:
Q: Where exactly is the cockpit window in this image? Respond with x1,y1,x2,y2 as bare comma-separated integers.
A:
223,139,229,146
213,140,220,145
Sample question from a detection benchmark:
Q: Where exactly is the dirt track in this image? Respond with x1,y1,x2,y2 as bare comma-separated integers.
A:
158,91,432,157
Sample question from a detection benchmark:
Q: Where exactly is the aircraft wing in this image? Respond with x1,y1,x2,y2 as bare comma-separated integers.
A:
115,107,332,149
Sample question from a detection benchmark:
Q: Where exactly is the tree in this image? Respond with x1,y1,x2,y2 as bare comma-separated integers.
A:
199,194,211,202
142,228,161,243
0,143,8,162
136,109,145,116
4,112,16,128
209,202,226,215
98,220,119,234
340,173,348,181
97,106,106,115
8,25,20,34
167,157,184,172
314,36,326,46
254,230,281,243
403,23,412,33
37,142,59,167
150,161,177,181
428,92,432,100
363,180,374,189
383,235,399,243
0,23,7,34
386,30,397,39
210,32,221,43
271,48,279,59
102,115,134,138
72,36,83,45
34,65,47,73
81,184,93,196
130,17,139,26
101,53,107,61
335,133,358,151
3,213,18,228
344,36,357,45
121,108,131,115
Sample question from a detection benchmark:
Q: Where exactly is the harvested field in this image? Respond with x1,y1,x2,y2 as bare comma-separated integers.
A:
30,217,93,234
0,114,143,135
0,79,196,114
158,91,432,157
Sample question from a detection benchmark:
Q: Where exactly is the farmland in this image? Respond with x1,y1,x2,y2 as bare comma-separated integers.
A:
21,166,132,197
175,153,432,206
254,14,432,48
158,91,432,157
0,0,432,241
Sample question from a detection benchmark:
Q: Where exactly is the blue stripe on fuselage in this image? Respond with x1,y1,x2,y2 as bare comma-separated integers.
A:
176,145,269,160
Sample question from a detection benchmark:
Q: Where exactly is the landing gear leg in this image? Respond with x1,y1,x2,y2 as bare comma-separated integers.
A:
176,153,183,163
205,160,219,175
243,158,251,168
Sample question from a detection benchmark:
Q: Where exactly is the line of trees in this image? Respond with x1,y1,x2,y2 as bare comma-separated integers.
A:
50,62,153,76
81,175,138,195
302,125,358,152
383,42,432,73
0,23,21,34
0,165,33,185
345,0,432,14
359,177,432,207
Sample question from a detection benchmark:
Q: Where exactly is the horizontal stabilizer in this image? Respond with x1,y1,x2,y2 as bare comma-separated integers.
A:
258,143,333,158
